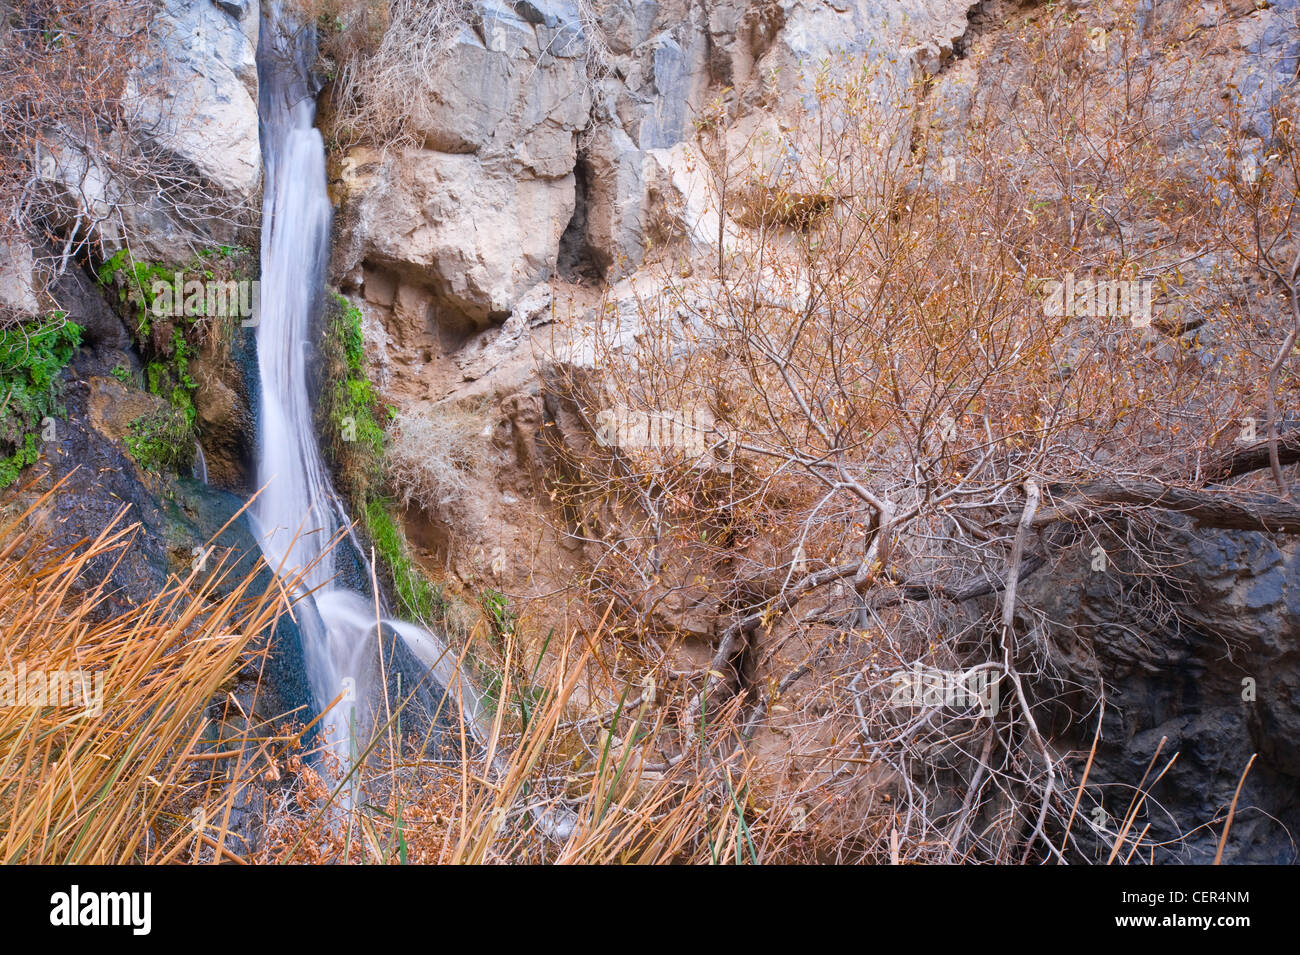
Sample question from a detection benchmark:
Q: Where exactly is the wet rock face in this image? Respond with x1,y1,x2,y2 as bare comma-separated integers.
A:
1021,523,1300,863
190,323,259,493
30,367,311,728
163,477,314,731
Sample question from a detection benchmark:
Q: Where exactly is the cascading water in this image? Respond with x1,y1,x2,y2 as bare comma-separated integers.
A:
253,5,477,754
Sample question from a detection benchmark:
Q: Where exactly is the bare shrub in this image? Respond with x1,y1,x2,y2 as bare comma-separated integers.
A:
314,0,475,148
543,0,1298,863
386,406,484,513
0,0,151,315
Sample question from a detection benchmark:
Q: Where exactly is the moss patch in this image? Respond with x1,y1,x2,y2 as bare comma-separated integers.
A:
96,245,254,474
363,497,444,624
322,290,386,497
0,313,82,488
124,406,194,475
318,290,447,627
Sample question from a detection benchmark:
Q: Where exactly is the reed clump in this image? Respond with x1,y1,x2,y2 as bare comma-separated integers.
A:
0,477,304,863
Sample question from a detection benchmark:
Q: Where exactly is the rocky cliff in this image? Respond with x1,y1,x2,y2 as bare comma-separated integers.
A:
319,0,1300,862
6,0,1300,862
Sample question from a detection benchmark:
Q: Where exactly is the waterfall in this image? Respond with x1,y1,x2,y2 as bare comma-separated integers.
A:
252,5,478,753
193,442,208,484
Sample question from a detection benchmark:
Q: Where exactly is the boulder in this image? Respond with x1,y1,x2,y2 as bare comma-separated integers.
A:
348,152,577,323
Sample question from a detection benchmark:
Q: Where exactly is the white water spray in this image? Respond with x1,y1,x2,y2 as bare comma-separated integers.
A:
253,6,478,752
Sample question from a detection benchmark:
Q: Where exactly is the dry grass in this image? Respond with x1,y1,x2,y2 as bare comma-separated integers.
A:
385,407,484,514
0,477,308,863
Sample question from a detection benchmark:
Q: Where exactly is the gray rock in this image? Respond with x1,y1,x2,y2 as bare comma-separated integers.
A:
36,0,261,262
338,0,986,324
477,1,537,55
1228,0,1300,137
1020,521,1300,862
583,120,647,275
0,240,39,318
212,0,251,19
640,37,691,149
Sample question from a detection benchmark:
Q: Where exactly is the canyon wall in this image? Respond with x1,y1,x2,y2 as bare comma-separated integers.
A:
9,0,1300,860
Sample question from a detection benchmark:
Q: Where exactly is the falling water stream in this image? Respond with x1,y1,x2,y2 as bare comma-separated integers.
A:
253,5,476,754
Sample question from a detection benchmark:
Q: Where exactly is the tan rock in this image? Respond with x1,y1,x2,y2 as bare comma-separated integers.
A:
86,378,168,443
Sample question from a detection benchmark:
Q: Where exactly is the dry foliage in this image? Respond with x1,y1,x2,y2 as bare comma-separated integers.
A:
1,0,1286,866
543,0,1298,862
0,477,307,863
307,0,475,149
385,406,485,514
0,474,801,863
0,473,1241,864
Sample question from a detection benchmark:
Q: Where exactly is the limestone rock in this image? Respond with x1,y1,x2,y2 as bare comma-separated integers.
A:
131,0,261,197
0,241,39,318
337,0,987,319
36,0,261,262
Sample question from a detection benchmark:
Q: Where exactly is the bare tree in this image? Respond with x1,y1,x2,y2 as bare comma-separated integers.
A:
543,0,1300,862
0,0,256,327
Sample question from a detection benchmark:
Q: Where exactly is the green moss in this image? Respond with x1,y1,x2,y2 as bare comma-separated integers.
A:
0,314,82,489
95,249,182,338
334,291,365,372
321,290,386,502
124,406,193,474
317,289,445,627
94,249,129,287
0,433,41,489
328,292,386,469
95,246,252,474
363,498,445,624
